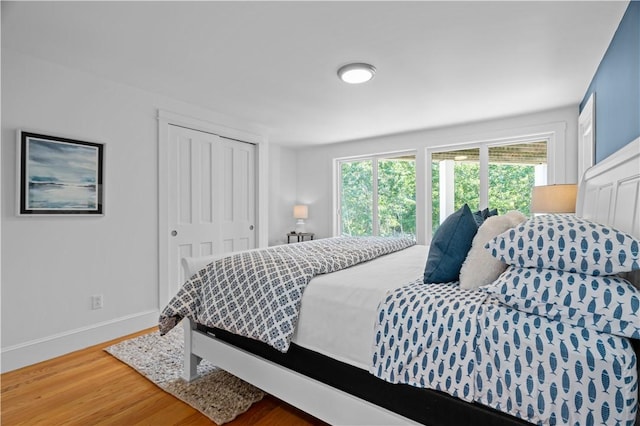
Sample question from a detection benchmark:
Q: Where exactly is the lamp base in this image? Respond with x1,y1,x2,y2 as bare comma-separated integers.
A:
295,219,306,234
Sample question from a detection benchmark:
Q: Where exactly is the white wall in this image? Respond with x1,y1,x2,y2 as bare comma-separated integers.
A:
297,105,579,241
0,48,579,372
0,50,280,372
268,144,298,245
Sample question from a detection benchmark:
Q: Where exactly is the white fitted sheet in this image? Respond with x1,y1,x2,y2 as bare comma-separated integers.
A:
291,244,429,370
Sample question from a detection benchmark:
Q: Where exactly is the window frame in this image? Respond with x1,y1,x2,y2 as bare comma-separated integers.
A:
426,134,554,242
334,150,417,237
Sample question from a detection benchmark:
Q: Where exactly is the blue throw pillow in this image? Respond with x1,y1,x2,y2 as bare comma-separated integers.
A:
481,208,498,219
424,204,479,283
473,208,498,227
472,210,485,227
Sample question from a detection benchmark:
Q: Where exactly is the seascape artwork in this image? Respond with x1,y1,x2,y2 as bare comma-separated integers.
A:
24,136,101,212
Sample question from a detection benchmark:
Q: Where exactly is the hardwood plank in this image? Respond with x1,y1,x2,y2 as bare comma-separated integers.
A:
1,328,327,425
252,400,326,426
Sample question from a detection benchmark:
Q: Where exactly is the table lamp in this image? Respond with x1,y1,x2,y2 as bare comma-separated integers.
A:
530,184,578,214
293,205,308,233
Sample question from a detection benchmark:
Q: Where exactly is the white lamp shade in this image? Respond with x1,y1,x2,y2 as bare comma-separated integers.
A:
293,205,308,219
530,184,578,213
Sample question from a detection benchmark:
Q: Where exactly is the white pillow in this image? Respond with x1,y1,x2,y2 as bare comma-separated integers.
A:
181,247,262,277
459,210,527,289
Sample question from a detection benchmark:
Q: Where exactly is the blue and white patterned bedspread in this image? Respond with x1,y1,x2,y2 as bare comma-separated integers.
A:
159,236,414,352
475,299,638,426
370,280,489,402
371,283,638,425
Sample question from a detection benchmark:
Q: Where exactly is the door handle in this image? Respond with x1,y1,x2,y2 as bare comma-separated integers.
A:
249,225,254,230
171,230,178,237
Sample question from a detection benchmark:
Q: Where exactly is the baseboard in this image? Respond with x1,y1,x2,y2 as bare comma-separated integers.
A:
1,309,159,373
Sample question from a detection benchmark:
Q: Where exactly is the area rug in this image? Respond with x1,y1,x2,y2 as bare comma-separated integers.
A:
105,326,265,424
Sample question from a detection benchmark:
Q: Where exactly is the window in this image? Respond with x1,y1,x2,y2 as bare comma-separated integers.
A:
337,152,416,238
431,148,480,233
339,159,373,236
430,141,547,235
488,142,547,215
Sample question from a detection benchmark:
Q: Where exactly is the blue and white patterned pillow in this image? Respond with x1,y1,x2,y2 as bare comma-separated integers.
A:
484,266,640,339
485,214,640,276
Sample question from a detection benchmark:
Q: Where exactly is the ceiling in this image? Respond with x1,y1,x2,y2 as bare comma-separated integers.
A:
1,1,629,147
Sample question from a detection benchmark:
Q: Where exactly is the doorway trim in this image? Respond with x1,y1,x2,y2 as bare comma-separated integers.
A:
578,93,595,183
157,109,269,307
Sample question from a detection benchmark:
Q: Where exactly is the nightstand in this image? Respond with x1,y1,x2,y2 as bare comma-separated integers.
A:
287,232,315,243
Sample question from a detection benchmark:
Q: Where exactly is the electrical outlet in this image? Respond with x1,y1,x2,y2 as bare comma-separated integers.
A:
91,294,103,310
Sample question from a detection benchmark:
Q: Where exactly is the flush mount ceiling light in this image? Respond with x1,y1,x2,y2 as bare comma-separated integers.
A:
337,63,376,84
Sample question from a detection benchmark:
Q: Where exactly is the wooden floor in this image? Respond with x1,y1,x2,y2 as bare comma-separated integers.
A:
1,328,327,425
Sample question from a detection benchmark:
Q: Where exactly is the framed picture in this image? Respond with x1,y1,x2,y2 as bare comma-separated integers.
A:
18,131,104,215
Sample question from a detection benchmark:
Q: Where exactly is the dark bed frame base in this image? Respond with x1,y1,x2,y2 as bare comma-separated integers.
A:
202,325,532,426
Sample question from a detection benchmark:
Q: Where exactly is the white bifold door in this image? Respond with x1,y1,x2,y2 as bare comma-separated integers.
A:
167,124,255,298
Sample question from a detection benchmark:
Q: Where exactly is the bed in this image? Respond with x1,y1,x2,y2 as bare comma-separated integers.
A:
160,137,640,426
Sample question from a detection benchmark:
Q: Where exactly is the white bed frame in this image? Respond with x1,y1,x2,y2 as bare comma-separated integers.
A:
181,137,640,425
576,137,640,288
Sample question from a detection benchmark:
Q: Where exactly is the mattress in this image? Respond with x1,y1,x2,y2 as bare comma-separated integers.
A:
182,242,638,424
291,244,429,369
296,247,638,425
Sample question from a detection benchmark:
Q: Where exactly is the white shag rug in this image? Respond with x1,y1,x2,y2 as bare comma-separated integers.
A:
105,326,264,424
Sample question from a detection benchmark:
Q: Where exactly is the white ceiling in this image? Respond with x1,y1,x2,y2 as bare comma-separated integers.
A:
1,1,629,146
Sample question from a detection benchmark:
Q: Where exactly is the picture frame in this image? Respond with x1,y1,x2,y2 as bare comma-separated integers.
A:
17,131,104,215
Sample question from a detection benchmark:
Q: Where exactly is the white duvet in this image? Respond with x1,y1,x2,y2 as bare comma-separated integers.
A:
291,244,429,369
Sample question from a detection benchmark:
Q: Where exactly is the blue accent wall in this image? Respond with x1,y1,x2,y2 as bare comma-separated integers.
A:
580,1,639,162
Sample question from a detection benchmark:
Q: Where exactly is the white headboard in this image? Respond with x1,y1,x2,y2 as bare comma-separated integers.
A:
576,136,640,286
577,136,640,236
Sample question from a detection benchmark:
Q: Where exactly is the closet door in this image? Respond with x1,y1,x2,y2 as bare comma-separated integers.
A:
220,137,256,253
166,125,255,298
